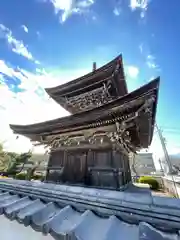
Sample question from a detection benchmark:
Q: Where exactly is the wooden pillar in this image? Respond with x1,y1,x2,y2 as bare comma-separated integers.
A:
123,153,132,185
45,153,52,182
111,145,132,188
61,149,67,183
126,154,132,183
85,149,93,185
111,147,119,188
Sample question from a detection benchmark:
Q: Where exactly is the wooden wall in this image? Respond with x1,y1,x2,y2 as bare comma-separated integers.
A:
46,147,131,189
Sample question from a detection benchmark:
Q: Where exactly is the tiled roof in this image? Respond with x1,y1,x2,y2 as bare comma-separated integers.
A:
9,78,159,149
45,55,123,94
0,179,179,240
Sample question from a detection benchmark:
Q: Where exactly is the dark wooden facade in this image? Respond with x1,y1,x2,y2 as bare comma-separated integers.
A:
46,145,131,189
9,55,160,190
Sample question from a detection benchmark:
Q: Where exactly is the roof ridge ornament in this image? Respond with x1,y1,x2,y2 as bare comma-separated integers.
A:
92,62,97,71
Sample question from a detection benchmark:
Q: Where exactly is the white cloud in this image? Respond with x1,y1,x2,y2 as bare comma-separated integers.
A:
0,24,9,37
130,0,148,10
21,25,28,33
0,24,34,61
138,44,160,71
8,36,33,60
113,0,123,17
139,43,143,53
148,76,155,82
129,0,149,18
0,59,92,153
0,60,17,78
43,0,95,23
77,0,94,8
126,66,139,78
113,8,121,16
146,55,160,70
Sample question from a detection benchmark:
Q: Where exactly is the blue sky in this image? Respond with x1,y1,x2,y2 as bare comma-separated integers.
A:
0,0,179,156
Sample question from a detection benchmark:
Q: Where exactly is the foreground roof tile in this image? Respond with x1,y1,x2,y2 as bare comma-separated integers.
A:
0,180,179,239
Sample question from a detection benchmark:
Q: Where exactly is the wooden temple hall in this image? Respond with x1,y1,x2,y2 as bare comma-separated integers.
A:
10,55,160,190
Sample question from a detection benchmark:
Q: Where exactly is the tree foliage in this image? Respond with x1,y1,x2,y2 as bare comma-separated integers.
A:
26,160,43,180
0,142,47,180
0,143,32,174
138,176,159,190
8,151,32,174
0,143,12,172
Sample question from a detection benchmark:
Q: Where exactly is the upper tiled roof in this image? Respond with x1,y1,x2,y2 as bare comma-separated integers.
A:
45,55,126,95
0,179,179,239
45,55,128,113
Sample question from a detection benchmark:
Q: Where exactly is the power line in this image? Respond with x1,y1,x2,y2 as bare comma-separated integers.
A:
162,130,180,134
160,126,180,131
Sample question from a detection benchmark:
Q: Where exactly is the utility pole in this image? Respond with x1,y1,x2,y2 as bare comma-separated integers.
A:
155,123,173,174
158,158,164,175
155,123,179,198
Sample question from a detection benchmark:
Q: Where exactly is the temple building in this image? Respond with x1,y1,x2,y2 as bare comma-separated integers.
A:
9,55,160,190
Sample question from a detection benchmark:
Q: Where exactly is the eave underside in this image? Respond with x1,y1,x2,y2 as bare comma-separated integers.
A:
49,75,128,114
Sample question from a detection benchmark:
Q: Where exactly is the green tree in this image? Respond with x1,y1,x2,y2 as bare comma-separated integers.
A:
26,158,45,180
0,143,11,172
0,142,46,180
0,142,33,175
8,151,32,175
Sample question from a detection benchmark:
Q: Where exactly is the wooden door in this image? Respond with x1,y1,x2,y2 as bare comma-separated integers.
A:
65,151,87,184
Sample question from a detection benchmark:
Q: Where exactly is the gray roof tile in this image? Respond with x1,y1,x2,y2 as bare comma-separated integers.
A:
0,180,179,239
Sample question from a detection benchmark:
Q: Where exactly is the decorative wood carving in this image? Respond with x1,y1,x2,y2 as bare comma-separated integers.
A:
107,129,132,155
41,95,156,154
64,84,113,112
47,132,111,151
105,96,155,153
137,95,155,117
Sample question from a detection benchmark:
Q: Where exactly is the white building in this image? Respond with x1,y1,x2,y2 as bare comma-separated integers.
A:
129,152,156,176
